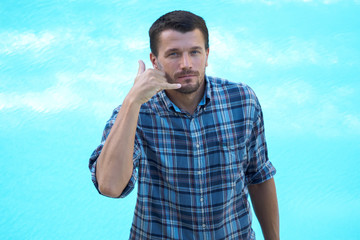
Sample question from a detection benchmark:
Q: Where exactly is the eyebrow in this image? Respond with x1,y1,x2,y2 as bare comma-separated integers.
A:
164,46,203,55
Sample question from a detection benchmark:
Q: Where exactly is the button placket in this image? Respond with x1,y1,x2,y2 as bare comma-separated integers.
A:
190,116,208,232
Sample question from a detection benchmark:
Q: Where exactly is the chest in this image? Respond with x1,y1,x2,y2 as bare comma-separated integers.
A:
138,106,253,171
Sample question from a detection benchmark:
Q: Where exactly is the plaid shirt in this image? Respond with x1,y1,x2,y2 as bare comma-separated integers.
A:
89,76,276,240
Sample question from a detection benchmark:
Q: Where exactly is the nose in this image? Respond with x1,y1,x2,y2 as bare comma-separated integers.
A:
180,53,192,69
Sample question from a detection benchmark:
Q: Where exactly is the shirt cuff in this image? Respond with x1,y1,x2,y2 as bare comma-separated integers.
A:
247,161,276,185
91,160,138,198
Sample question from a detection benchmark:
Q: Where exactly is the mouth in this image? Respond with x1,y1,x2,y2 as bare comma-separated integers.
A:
177,74,197,79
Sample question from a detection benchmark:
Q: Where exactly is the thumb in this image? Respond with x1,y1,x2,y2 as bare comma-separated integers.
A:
137,60,146,75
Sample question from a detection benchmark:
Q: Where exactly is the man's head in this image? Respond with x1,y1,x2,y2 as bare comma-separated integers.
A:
149,11,210,95
149,10,209,57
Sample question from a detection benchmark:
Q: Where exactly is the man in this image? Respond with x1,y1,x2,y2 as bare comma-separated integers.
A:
89,10,279,240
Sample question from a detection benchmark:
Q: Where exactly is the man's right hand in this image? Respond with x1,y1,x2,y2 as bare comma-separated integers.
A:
127,60,181,105
96,60,181,197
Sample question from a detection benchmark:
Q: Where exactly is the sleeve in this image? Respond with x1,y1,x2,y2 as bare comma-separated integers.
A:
88,105,141,198
245,99,276,186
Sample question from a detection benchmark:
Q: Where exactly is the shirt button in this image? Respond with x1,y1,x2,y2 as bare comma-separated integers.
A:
198,171,201,175
196,143,200,148
200,197,204,202
202,224,206,229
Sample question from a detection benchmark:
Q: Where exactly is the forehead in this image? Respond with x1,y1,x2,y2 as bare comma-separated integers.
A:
157,29,206,52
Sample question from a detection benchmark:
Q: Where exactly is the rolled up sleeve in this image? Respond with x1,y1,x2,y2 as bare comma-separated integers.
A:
245,104,276,186
88,105,141,198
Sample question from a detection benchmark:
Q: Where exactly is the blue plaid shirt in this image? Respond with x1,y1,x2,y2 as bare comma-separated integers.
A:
89,76,276,240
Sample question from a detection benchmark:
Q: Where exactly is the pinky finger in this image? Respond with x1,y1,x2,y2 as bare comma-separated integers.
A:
164,83,182,90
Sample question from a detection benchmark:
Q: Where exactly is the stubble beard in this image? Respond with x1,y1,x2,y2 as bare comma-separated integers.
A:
165,72,202,94
156,60,205,94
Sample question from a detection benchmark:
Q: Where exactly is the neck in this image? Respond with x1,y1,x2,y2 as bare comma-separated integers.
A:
165,82,205,115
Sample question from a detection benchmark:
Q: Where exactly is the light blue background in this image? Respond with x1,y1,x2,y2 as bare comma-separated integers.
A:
1,0,359,239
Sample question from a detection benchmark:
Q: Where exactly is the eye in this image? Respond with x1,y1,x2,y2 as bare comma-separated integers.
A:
168,52,179,57
190,50,200,55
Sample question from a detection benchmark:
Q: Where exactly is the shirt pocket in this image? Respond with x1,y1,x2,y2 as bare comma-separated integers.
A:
219,139,247,195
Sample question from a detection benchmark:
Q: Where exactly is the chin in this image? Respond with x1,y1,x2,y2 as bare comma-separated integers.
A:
176,84,200,94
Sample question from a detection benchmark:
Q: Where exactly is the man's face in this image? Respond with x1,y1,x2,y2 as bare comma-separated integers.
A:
150,29,209,94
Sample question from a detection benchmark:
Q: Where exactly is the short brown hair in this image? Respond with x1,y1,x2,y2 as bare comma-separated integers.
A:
149,10,209,57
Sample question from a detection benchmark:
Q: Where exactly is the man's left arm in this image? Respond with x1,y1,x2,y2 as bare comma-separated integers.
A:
248,177,279,240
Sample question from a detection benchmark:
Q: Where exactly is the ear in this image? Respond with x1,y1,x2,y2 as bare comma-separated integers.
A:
150,52,158,69
205,48,210,67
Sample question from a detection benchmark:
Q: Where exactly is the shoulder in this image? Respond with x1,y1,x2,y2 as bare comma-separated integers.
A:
207,76,260,108
208,76,256,95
